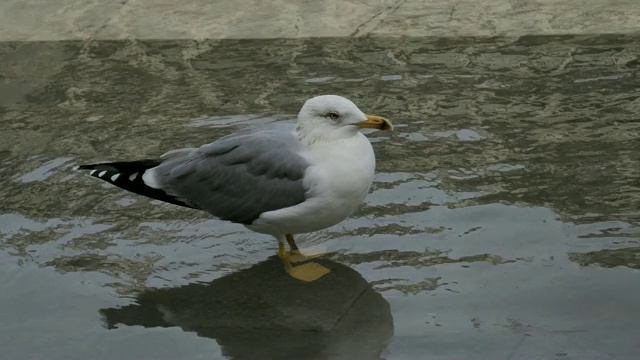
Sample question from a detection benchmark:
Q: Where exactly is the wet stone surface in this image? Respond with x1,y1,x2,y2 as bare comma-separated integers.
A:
1,35,639,359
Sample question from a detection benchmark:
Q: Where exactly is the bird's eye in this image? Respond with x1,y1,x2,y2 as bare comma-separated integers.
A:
328,112,340,120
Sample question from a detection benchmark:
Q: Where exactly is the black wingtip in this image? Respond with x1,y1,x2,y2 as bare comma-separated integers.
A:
77,159,198,210
76,160,162,173
76,164,96,170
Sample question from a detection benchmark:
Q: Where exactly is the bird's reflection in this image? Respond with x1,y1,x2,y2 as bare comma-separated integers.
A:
100,256,394,359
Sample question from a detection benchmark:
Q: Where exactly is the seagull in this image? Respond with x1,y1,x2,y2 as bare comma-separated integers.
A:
76,95,392,282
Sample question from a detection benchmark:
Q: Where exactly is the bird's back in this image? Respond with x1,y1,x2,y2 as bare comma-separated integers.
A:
78,122,313,225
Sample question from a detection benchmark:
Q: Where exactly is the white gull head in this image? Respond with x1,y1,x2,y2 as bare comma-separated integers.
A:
295,95,392,143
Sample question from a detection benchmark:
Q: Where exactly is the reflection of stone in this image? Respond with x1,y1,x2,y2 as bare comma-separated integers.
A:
569,247,640,269
100,257,394,359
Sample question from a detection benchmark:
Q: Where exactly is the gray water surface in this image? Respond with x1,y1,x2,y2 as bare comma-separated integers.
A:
1,35,639,359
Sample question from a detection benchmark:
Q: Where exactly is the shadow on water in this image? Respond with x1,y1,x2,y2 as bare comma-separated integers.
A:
100,257,394,359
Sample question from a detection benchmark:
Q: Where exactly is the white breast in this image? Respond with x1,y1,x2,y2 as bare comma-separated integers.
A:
248,133,376,235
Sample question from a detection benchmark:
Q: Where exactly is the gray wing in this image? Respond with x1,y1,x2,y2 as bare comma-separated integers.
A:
149,123,311,224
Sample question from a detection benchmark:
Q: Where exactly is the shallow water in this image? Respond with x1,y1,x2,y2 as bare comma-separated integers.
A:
1,35,639,359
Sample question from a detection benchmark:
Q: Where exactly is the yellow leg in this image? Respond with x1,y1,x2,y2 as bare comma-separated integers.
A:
287,233,305,263
278,242,294,272
286,234,300,254
277,241,330,282
285,234,324,263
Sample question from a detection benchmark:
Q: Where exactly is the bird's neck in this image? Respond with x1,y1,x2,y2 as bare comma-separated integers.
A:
295,123,359,146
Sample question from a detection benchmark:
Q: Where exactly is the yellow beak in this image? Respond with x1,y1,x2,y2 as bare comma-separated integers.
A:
355,115,393,131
